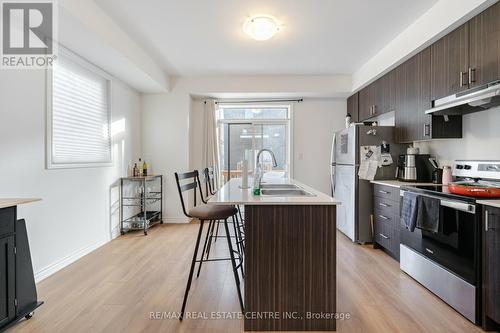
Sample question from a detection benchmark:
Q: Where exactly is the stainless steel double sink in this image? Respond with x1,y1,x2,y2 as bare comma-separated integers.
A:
260,183,316,197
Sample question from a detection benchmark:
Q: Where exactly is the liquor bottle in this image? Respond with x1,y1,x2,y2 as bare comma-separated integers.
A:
143,160,148,176
133,163,139,177
138,158,143,176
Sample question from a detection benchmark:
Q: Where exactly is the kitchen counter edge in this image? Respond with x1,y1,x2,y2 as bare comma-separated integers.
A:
0,198,42,209
208,178,341,206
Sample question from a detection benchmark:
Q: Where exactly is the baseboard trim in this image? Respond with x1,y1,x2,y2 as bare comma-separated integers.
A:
163,217,190,223
34,238,109,283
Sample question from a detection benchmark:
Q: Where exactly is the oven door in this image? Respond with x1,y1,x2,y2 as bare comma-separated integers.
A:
400,193,479,285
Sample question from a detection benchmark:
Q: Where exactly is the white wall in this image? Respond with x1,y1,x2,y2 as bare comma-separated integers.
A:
414,107,500,166
292,99,346,194
141,92,191,223
189,98,346,196
0,69,142,281
143,77,350,222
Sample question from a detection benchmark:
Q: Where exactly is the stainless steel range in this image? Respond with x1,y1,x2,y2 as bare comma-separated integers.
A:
399,160,500,324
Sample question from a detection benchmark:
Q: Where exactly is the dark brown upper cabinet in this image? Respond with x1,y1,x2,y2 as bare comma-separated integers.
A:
469,2,500,87
397,48,431,142
347,93,359,123
396,48,462,143
431,2,500,100
358,72,395,122
359,84,374,121
431,22,470,101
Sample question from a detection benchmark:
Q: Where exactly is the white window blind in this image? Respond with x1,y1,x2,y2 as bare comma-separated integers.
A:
48,49,112,168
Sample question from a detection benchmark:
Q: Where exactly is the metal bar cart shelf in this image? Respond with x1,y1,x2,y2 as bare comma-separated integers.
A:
119,175,163,235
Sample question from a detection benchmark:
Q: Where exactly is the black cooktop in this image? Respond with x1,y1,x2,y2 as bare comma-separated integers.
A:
401,184,478,203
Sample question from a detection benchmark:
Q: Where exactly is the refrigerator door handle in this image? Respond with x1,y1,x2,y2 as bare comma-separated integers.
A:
330,132,336,166
330,165,336,197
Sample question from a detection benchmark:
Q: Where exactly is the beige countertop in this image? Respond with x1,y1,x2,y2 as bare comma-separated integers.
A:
477,199,500,209
208,178,341,206
0,198,41,209
370,180,438,188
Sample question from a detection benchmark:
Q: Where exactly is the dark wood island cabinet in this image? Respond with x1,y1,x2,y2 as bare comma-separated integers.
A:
208,179,340,331
0,200,43,331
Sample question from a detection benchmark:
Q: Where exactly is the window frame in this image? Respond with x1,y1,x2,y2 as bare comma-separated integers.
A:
46,45,113,169
216,103,294,179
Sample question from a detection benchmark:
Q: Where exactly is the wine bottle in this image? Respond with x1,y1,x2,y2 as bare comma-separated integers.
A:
133,163,139,177
143,160,148,176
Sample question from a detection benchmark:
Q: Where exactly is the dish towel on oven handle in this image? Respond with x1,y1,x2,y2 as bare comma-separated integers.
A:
401,191,418,232
416,195,440,233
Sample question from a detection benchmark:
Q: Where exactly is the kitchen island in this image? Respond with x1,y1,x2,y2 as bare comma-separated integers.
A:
208,178,340,331
0,198,42,331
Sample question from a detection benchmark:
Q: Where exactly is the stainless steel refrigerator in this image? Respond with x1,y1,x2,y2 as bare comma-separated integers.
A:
330,125,402,243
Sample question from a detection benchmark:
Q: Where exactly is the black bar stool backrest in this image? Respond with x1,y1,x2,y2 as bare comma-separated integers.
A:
174,170,205,218
204,167,216,195
200,168,212,200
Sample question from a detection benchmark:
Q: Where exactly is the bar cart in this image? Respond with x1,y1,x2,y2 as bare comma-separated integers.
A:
120,175,163,235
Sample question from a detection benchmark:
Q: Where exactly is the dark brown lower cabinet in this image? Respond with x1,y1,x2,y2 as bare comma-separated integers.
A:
373,184,400,260
0,235,15,327
0,207,42,331
484,206,500,328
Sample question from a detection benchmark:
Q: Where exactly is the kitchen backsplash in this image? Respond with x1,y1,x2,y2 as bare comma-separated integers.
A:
414,106,500,167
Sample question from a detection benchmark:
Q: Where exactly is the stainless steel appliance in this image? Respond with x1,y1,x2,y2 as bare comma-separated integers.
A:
400,160,500,324
425,79,500,115
330,125,403,243
396,154,435,182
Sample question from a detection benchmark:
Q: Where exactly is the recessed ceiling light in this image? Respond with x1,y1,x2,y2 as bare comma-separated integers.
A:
243,15,281,41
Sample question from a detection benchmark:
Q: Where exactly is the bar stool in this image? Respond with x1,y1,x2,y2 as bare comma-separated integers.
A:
175,170,244,320
202,168,245,260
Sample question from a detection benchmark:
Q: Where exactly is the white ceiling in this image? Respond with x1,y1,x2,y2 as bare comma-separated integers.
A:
95,0,438,76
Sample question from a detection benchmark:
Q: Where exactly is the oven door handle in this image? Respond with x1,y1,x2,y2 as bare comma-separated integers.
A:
400,190,476,214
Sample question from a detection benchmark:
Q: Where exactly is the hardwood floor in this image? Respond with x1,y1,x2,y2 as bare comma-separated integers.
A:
10,222,484,333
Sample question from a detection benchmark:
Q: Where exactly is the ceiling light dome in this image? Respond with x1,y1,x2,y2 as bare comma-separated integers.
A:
243,15,281,41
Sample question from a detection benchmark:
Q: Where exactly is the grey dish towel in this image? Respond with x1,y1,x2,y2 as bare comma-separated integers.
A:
416,196,440,233
401,192,418,232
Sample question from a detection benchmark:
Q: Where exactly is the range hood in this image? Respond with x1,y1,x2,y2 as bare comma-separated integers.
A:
425,80,500,115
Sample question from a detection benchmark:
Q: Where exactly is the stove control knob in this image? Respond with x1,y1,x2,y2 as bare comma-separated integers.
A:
464,165,472,170
456,165,464,169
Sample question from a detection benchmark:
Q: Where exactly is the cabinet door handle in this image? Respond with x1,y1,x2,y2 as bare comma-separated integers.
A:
379,233,389,239
424,124,431,137
486,210,490,231
468,68,476,84
378,190,390,194
425,248,434,254
379,215,390,220
373,105,377,115
379,203,390,207
460,71,468,87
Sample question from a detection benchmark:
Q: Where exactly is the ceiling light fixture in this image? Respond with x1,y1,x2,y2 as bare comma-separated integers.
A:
243,15,281,41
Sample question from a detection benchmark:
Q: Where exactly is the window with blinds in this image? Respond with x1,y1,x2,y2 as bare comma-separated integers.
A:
47,48,112,168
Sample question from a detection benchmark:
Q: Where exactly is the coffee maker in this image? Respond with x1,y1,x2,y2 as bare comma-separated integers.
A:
396,147,435,182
